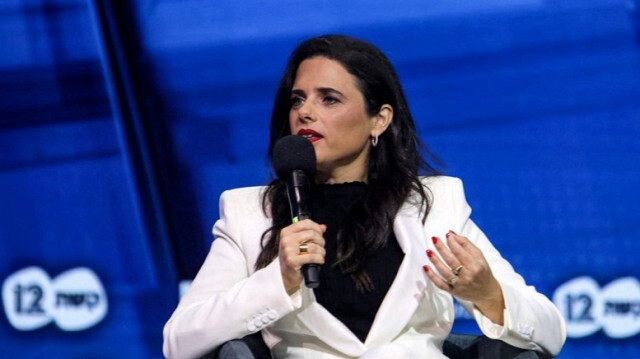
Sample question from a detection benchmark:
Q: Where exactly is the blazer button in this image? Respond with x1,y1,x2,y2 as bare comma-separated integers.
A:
247,321,257,331
254,318,263,328
261,316,270,324
267,310,277,320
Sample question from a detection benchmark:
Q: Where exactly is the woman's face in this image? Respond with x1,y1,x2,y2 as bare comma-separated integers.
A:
288,56,390,183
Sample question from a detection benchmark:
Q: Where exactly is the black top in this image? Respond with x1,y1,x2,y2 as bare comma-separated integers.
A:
310,182,404,342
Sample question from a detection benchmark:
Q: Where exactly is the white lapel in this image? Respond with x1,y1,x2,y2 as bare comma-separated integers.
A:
364,199,429,347
296,288,368,357
288,183,455,355
291,201,430,356
364,189,454,347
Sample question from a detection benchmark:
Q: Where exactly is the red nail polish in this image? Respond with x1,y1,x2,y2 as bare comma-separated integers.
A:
449,230,457,236
432,236,439,244
426,249,434,258
423,265,429,272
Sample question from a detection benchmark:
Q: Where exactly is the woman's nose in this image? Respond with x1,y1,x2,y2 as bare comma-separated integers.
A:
297,102,315,123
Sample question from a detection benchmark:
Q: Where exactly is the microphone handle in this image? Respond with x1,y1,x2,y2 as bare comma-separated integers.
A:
286,171,321,289
302,264,321,289
296,213,320,289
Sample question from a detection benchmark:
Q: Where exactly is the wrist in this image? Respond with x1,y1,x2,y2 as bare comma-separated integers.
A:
281,271,300,295
285,282,300,295
474,281,505,324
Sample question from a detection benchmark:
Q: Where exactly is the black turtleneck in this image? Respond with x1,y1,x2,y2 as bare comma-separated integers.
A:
309,182,404,342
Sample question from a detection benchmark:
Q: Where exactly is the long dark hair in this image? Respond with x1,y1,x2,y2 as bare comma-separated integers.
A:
255,35,441,291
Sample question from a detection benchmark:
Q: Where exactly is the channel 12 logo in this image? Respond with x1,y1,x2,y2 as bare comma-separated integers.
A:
2,266,108,331
553,276,640,339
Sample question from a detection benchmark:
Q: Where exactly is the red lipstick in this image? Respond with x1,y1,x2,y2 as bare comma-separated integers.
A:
297,129,323,143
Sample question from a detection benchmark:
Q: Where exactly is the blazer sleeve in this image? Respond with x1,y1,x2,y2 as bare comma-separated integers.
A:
447,178,567,356
162,189,301,359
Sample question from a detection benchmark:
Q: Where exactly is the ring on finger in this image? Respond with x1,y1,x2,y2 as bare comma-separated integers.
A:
452,265,463,276
446,276,459,286
299,243,309,254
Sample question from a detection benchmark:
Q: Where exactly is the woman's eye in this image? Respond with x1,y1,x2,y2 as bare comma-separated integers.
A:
291,96,304,107
323,96,339,105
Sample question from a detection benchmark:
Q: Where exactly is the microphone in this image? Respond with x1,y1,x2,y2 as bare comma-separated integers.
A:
273,135,320,289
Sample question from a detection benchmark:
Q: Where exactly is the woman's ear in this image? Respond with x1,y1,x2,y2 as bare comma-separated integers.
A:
371,104,393,137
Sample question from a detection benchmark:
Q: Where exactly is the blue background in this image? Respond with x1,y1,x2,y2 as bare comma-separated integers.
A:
1,0,639,357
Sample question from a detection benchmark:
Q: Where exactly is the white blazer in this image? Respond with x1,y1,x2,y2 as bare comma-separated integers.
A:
163,176,566,359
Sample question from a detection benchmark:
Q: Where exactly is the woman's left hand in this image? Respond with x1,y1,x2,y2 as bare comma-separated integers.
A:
423,230,505,325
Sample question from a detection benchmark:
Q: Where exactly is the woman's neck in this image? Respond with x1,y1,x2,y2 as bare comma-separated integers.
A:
315,168,368,184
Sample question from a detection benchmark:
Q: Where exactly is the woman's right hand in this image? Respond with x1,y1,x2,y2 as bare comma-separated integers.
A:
278,219,326,293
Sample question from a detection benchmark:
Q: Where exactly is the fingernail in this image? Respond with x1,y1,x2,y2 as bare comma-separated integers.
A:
448,230,457,236
432,236,439,244
423,265,429,272
426,249,434,258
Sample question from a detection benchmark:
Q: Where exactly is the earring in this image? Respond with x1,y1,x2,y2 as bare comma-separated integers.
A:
371,134,378,147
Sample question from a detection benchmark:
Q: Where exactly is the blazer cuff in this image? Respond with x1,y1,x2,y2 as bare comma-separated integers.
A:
473,305,508,338
475,281,552,353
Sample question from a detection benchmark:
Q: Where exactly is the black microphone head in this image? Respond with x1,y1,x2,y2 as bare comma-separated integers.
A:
273,135,317,179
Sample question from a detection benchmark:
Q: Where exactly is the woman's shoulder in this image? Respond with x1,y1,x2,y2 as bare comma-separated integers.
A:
218,186,268,213
221,185,268,199
419,175,464,194
417,175,470,215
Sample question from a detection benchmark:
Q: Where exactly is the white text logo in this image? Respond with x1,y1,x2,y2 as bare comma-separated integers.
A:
2,266,108,331
553,276,640,339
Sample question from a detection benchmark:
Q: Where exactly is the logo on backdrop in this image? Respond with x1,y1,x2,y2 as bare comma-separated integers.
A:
2,266,108,331
553,276,640,339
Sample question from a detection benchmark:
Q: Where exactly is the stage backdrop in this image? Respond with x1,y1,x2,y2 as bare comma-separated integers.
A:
1,0,639,357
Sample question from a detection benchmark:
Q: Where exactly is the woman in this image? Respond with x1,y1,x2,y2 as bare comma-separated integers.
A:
163,35,566,358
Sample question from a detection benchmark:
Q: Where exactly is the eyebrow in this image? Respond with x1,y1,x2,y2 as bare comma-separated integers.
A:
318,87,344,97
290,87,345,97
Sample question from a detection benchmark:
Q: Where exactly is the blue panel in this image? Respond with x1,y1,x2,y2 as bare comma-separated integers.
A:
0,1,171,357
